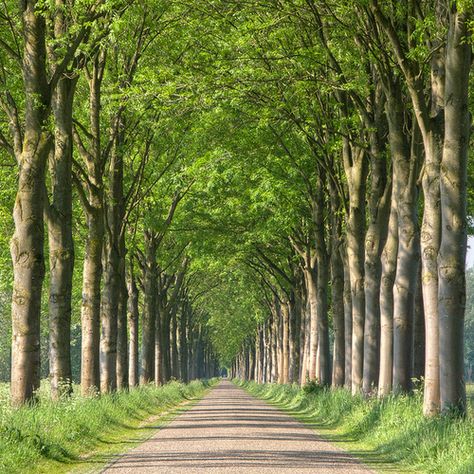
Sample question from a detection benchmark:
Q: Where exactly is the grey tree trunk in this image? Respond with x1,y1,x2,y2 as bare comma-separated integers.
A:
77,53,106,397
344,142,367,394
47,74,76,400
378,193,398,397
10,2,50,405
313,178,330,386
330,187,345,387
363,128,389,396
281,301,289,384
438,9,470,415
386,82,420,394
271,310,278,382
116,253,128,390
342,248,352,389
127,264,139,387
140,231,156,384
171,311,179,379
304,264,318,381
413,266,425,381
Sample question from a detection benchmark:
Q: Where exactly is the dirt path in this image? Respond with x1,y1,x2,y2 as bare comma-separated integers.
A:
102,380,373,473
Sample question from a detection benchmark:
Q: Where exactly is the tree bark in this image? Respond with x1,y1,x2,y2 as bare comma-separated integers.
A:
363,126,389,396
413,265,425,380
342,247,352,389
10,0,50,406
330,186,345,387
378,192,398,397
386,82,420,394
116,252,128,390
438,8,470,415
140,231,156,384
304,263,318,381
313,177,330,386
281,301,289,384
47,73,76,400
127,263,139,387
344,141,367,394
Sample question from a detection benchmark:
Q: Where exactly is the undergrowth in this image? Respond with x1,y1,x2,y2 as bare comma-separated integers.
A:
237,380,474,474
0,379,214,473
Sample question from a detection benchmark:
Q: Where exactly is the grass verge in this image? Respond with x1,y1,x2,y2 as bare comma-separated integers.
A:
237,380,474,474
0,379,216,474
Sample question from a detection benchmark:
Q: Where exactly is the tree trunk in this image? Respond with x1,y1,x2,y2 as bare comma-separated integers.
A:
378,193,398,397
342,248,352,389
385,82,421,394
171,311,179,379
47,75,76,400
180,305,189,382
330,187,345,387
304,265,318,381
116,258,128,390
77,53,106,397
438,9,470,415
413,265,425,380
281,301,289,384
271,310,278,382
10,0,50,406
140,231,156,384
363,128,389,396
127,264,139,387
344,142,367,394
313,174,330,386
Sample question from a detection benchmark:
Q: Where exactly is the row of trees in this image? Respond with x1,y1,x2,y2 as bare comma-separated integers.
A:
224,0,473,417
0,0,221,405
1,0,473,420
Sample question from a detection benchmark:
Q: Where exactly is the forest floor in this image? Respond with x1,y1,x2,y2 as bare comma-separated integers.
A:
101,380,373,473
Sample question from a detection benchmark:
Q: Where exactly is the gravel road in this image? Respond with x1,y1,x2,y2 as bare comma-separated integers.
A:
102,380,373,473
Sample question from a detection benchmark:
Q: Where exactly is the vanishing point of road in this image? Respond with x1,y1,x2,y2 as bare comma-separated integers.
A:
103,380,373,473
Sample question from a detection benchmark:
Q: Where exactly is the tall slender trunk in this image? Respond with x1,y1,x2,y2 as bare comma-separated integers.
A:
270,310,278,382
281,301,289,384
344,142,367,394
304,265,318,381
80,206,103,395
10,0,50,406
158,306,170,383
342,248,352,389
413,265,425,380
127,263,139,387
47,75,76,400
290,287,301,383
386,84,420,394
438,9,470,414
313,174,330,386
171,311,179,379
363,130,389,396
140,231,156,384
78,53,106,397
116,250,128,390
378,193,398,396
155,299,164,384
330,186,345,387
180,304,189,382
276,301,283,383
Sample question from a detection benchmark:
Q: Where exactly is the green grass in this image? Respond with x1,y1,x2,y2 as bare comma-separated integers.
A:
237,380,474,474
0,379,216,474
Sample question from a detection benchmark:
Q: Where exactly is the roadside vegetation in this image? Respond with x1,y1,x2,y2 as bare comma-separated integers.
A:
239,381,474,474
0,379,214,474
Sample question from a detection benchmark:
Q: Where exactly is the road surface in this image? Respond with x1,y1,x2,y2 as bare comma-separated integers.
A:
102,380,373,473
